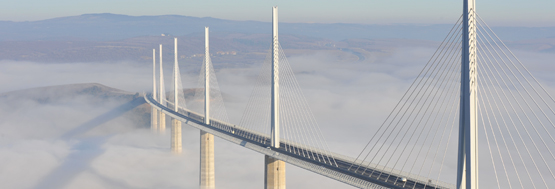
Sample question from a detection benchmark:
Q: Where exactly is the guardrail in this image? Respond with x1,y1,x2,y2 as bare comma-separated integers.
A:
144,94,454,189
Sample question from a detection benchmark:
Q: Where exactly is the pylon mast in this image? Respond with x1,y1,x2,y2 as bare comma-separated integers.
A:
153,49,157,101
151,48,158,132
457,0,478,188
174,38,179,112
205,27,210,125
271,6,280,149
159,44,166,132
159,44,164,105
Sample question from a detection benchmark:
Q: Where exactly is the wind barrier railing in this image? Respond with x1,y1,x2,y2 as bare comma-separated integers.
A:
146,94,454,189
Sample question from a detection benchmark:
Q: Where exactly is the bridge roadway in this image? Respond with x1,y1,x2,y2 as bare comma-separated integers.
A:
145,94,453,189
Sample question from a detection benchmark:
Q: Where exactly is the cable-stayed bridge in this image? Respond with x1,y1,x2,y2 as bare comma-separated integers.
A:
146,2,555,189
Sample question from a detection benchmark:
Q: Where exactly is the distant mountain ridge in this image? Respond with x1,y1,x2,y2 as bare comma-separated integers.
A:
1,13,554,42
0,13,553,63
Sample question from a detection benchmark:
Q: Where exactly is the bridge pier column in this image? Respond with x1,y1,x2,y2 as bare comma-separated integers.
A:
151,108,158,131
200,131,215,189
171,120,182,153
159,112,166,132
265,155,286,189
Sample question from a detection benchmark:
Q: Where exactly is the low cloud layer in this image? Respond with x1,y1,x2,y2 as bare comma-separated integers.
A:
1,45,554,188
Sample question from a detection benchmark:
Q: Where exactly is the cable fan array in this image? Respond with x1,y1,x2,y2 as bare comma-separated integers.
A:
349,12,555,189
167,58,188,112
237,43,338,166
160,63,167,107
150,11,555,189
188,54,230,124
349,15,463,188
475,13,555,189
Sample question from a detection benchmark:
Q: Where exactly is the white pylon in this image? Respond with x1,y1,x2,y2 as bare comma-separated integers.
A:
159,44,166,132
174,38,179,112
270,5,280,149
457,0,478,189
151,48,158,132
204,27,210,126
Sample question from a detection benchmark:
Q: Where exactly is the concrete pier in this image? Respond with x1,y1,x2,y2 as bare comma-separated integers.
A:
159,112,166,132
265,155,286,189
200,131,215,189
151,107,158,132
171,119,182,154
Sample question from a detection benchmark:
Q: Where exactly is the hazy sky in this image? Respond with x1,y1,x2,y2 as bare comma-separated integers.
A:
1,0,554,26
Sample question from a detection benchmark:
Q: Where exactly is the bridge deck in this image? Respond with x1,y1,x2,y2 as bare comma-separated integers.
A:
145,94,454,189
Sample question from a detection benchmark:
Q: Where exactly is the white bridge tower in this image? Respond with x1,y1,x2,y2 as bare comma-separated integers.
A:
171,38,182,154
265,6,286,189
200,27,216,189
457,0,478,188
151,48,158,132
159,44,166,133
